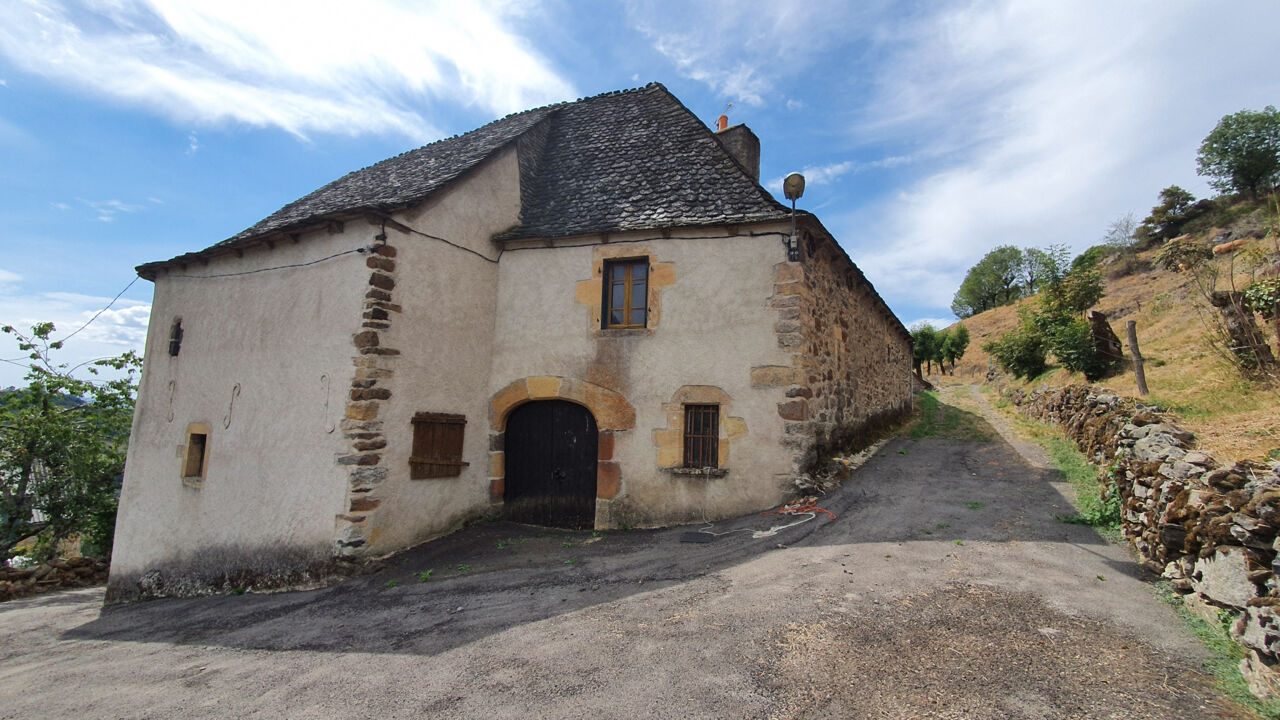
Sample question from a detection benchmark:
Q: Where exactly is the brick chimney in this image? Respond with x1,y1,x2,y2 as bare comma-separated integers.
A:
715,122,761,182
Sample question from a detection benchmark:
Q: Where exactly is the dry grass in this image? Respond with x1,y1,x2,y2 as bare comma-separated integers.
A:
940,235,1280,464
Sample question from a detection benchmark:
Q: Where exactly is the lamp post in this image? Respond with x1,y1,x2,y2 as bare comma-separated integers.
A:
783,172,805,262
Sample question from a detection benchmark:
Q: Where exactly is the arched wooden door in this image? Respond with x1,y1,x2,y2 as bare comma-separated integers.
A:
504,400,598,529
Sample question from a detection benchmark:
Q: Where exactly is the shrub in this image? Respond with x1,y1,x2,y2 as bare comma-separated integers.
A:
983,316,1048,380
1044,317,1121,381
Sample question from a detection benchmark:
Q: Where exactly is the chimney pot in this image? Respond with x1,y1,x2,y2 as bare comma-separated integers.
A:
717,114,728,131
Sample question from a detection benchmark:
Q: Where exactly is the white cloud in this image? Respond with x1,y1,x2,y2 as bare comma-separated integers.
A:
628,0,887,106
0,288,150,385
906,317,956,332
785,99,804,111
0,0,575,141
838,2,1280,312
186,131,199,155
766,156,914,192
49,201,70,211
0,268,21,292
80,198,144,222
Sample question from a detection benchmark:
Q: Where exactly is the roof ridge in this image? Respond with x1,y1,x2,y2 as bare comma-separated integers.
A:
256,83,664,199
651,84,791,215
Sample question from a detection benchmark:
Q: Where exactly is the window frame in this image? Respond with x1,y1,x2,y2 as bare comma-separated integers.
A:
602,258,649,330
682,404,720,469
168,318,183,357
181,422,211,485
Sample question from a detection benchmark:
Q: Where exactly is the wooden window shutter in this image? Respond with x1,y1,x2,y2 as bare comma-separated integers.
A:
410,412,469,479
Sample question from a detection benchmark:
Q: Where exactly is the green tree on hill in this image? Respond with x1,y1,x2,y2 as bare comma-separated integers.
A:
950,245,1025,318
1136,185,1197,243
1196,106,1280,198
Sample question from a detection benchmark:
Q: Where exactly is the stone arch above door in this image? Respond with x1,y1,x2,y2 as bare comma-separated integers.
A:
488,377,636,508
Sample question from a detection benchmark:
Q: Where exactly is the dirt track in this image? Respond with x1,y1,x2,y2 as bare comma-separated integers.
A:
0,387,1255,718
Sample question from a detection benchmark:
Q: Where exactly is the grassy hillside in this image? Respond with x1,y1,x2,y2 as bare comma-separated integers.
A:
939,198,1280,464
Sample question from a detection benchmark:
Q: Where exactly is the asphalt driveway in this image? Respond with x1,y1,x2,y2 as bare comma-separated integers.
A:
0,387,1254,719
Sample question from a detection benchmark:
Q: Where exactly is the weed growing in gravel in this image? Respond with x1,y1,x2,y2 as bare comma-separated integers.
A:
1156,582,1280,719
417,570,433,582
966,502,985,510
456,564,471,575
995,405,1122,540
385,580,398,588
563,558,576,565
496,539,509,549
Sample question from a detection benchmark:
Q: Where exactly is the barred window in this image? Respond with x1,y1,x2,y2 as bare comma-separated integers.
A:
682,404,719,469
410,412,469,479
604,259,648,329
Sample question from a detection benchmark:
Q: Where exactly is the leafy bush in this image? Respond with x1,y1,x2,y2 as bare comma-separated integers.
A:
1043,316,1119,382
1070,245,1109,272
1244,277,1280,319
983,315,1048,380
1041,267,1104,316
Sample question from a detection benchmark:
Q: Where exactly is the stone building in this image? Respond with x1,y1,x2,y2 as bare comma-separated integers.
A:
108,83,911,598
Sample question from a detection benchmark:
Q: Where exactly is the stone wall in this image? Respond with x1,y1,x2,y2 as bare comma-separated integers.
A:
1011,384,1280,699
777,220,913,471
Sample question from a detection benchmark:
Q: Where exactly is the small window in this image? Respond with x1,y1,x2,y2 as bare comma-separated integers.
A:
603,259,648,329
410,412,469,479
168,319,184,357
182,423,210,482
683,404,719,469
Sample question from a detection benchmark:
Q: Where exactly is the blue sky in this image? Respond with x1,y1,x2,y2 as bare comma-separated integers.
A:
1,0,1277,387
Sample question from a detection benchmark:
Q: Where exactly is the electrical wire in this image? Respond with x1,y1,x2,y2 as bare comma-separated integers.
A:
55,276,141,344
168,247,368,279
400,226,501,263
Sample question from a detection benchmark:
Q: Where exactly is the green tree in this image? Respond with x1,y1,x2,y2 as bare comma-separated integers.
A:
1196,106,1280,198
1040,266,1104,317
1136,185,1197,243
940,323,970,373
0,323,140,559
950,245,1025,318
911,323,940,376
1022,245,1069,294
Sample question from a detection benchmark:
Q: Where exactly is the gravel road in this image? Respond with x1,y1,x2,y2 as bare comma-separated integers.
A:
0,387,1255,719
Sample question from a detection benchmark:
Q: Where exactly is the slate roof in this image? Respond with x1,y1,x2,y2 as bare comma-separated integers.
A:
139,83,792,273
499,83,790,240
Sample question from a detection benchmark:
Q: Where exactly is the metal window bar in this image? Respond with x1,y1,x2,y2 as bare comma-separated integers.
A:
683,404,719,469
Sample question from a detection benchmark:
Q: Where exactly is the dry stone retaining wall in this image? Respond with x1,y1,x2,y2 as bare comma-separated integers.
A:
1010,384,1280,699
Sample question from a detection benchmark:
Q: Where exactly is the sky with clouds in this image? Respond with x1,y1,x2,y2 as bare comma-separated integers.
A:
0,0,1277,386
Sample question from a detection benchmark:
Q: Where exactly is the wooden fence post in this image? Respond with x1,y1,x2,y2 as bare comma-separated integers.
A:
1126,320,1149,396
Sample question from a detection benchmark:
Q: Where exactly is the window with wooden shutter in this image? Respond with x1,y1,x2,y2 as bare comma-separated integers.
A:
682,404,719,469
410,412,469,479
